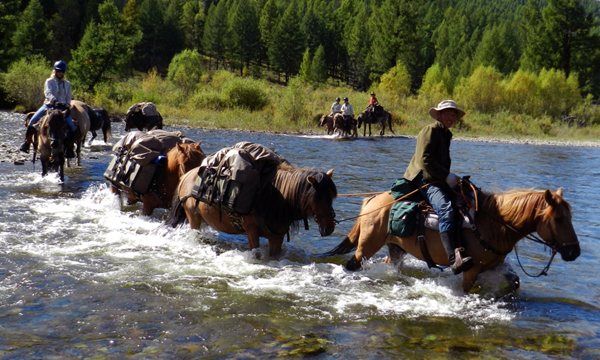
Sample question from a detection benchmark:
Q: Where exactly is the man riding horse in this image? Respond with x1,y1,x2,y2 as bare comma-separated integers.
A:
367,92,384,114
20,60,76,159
330,97,341,116
403,100,473,275
341,97,355,131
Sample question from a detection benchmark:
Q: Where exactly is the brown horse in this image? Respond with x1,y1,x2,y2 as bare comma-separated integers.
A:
37,109,68,181
333,114,357,138
357,108,394,136
321,188,580,292
111,142,205,216
318,114,334,135
70,100,91,166
166,165,338,257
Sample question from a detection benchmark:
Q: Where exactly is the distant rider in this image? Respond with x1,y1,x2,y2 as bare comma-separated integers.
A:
340,97,354,129
403,100,473,275
20,60,76,158
330,97,341,116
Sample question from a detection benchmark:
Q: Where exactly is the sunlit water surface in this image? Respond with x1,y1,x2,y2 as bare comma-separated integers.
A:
1,111,599,359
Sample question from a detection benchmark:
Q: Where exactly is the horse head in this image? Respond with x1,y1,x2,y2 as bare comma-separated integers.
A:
306,169,337,236
46,109,67,150
357,112,367,129
124,107,141,132
168,142,206,177
318,114,328,127
536,188,580,262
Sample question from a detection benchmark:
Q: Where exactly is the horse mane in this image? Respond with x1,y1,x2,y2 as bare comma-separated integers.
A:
42,109,66,137
166,142,205,174
479,189,570,230
255,163,337,234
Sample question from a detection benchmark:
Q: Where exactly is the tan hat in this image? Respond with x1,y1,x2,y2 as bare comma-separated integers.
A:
429,100,465,121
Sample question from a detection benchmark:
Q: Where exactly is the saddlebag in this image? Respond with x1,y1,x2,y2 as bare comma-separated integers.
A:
104,154,157,195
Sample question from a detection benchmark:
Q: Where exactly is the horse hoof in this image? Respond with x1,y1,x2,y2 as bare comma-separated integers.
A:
251,248,262,261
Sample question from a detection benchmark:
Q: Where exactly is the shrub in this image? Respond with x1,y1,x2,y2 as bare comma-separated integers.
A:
1,55,50,111
188,90,227,111
418,63,452,104
455,65,504,114
536,68,582,119
502,69,538,115
167,49,203,94
222,77,269,111
378,61,411,107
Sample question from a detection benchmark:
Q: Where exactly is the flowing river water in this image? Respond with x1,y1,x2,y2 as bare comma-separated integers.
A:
1,110,600,359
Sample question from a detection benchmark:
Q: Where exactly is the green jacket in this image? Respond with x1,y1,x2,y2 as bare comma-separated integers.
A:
403,121,452,183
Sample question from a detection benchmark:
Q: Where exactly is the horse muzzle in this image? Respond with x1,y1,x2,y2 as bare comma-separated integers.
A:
558,241,581,261
315,210,336,237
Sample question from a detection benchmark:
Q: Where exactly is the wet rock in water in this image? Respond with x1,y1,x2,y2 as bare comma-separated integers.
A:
14,160,24,165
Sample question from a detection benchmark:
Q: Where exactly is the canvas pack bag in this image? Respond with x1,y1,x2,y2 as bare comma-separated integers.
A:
388,178,423,238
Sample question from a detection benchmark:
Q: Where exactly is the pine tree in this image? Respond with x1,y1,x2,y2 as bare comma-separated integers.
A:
259,0,279,68
0,0,19,70
311,44,327,84
202,1,229,70
70,0,142,91
181,0,205,51
344,5,371,89
228,0,260,74
299,48,312,83
11,0,53,59
268,3,304,82
133,0,166,71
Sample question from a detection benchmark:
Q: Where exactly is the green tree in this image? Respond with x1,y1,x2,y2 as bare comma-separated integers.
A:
419,63,452,104
259,0,279,67
269,3,304,82
167,49,203,94
472,22,521,75
228,0,260,74
344,4,371,89
181,0,205,51
11,0,52,59
298,48,312,83
0,0,19,70
311,44,327,84
378,61,412,107
133,0,166,71
70,0,142,91
1,55,49,110
202,1,229,70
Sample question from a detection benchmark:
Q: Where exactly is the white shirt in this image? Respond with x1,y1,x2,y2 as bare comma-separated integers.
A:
341,103,354,116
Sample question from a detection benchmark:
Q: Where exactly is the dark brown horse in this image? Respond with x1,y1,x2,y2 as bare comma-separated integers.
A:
333,114,357,138
110,142,205,216
166,165,338,257
321,188,580,293
87,106,111,145
37,109,68,181
125,103,163,131
318,114,334,135
357,108,394,136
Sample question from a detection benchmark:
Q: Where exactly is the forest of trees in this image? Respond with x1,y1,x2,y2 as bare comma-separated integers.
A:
1,0,600,107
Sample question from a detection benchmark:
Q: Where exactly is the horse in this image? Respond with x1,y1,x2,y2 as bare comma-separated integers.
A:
125,103,163,131
357,108,394,136
87,106,111,145
36,109,68,182
110,142,205,216
69,100,91,166
318,114,334,135
320,188,580,293
166,165,338,257
333,113,357,138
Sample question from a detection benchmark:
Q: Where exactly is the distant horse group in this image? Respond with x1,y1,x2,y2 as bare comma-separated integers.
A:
319,108,393,137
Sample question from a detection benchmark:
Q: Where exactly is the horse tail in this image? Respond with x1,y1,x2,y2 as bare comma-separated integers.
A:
165,193,190,228
316,236,358,257
388,112,395,134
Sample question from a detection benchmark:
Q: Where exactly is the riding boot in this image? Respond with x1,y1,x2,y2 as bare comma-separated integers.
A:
65,128,76,159
19,125,37,153
440,230,473,275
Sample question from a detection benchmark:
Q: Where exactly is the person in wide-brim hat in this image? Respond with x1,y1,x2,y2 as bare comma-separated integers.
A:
428,99,465,121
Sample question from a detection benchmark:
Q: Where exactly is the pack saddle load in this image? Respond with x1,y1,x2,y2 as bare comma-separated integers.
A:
103,129,195,196
190,141,289,216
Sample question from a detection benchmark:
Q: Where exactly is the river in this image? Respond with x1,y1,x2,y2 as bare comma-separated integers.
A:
1,111,599,359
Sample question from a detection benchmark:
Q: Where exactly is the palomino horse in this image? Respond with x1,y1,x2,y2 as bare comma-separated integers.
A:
70,100,91,166
37,109,68,181
333,114,357,138
318,114,334,135
111,142,205,216
357,108,394,136
87,106,111,145
166,165,338,256
321,188,580,292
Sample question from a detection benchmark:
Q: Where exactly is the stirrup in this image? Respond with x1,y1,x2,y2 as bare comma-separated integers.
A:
451,249,473,275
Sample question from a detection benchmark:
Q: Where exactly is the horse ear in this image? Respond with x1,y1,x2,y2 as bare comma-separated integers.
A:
556,188,563,197
195,141,202,149
307,176,317,186
544,189,557,207
325,169,333,178
61,109,68,117
177,143,184,151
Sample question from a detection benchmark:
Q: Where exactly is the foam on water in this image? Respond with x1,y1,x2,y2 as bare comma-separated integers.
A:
3,182,515,325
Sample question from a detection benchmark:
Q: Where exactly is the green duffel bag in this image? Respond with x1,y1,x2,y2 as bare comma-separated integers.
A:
388,201,419,238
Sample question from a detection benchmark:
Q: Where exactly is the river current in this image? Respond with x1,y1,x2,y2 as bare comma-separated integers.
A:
1,111,599,359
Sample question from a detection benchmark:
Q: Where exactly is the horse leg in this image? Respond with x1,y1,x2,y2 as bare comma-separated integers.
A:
268,237,284,256
461,269,480,293
346,222,389,271
59,156,64,182
88,130,97,146
384,243,407,267
140,192,160,216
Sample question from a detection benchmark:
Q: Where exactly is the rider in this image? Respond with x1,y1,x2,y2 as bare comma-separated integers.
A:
20,60,76,158
330,97,342,116
341,97,354,129
403,100,473,275
368,92,379,112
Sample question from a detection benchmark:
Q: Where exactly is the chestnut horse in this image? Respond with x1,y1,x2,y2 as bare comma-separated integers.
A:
333,114,357,138
357,109,394,136
166,165,338,257
37,109,68,181
111,142,205,216
69,100,91,166
318,114,334,135
321,188,580,292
